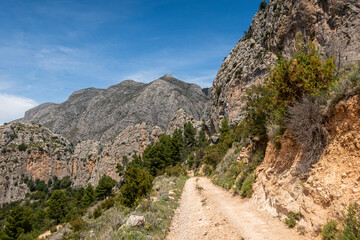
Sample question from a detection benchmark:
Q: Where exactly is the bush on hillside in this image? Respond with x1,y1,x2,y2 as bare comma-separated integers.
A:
259,0,267,10
119,167,153,207
164,164,187,177
267,37,335,105
321,220,339,240
287,96,328,174
341,203,360,239
240,174,256,198
325,61,360,108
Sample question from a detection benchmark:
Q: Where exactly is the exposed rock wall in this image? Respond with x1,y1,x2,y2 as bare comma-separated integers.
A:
253,95,360,236
210,0,360,131
0,123,73,204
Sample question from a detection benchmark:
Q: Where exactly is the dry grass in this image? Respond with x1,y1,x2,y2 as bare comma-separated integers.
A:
287,96,328,176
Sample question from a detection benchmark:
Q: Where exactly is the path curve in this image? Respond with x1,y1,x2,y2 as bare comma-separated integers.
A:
167,177,309,240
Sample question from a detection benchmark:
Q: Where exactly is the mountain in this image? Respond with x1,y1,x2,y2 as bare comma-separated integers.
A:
210,0,360,131
22,74,210,143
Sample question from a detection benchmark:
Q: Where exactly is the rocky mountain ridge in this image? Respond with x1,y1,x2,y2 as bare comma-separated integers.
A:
22,74,209,143
210,0,360,131
0,108,202,204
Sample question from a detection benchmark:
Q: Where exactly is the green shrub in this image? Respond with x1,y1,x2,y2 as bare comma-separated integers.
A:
164,164,187,177
93,206,102,219
285,212,302,228
259,0,267,10
18,143,27,152
321,220,339,240
267,38,335,105
119,167,153,207
240,174,256,198
341,203,360,240
325,61,360,108
285,215,296,228
100,197,115,210
70,215,86,232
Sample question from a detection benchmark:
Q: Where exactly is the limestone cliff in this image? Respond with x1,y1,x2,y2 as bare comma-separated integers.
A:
0,122,73,204
210,0,360,131
22,74,209,143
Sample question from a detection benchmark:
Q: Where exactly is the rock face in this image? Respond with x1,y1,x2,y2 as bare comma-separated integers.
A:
22,74,209,143
0,122,74,204
166,109,203,136
210,0,360,131
253,95,360,235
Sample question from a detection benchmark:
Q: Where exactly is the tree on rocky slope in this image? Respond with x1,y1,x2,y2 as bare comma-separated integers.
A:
3,206,32,239
95,175,116,200
47,190,68,223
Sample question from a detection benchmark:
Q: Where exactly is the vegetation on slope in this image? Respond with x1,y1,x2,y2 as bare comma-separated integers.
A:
0,121,203,239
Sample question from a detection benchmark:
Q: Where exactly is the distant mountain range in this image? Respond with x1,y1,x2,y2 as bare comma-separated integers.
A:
21,74,210,143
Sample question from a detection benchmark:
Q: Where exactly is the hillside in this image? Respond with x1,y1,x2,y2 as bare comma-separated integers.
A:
210,0,360,131
22,74,209,143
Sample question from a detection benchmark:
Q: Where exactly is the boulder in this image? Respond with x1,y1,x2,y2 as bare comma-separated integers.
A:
125,215,145,227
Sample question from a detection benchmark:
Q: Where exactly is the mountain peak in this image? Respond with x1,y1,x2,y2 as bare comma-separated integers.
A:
162,73,174,78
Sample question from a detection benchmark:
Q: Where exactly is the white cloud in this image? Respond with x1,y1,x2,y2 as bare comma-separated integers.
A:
0,93,37,125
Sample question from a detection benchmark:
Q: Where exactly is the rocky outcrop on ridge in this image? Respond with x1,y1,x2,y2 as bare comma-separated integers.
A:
22,74,209,143
210,0,360,131
166,109,203,136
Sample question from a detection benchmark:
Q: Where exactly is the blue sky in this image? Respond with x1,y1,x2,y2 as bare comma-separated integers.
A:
0,0,261,124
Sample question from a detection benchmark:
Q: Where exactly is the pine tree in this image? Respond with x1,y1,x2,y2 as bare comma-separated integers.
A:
47,190,68,223
95,175,116,200
184,122,196,147
4,206,32,239
219,117,231,142
82,184,95,207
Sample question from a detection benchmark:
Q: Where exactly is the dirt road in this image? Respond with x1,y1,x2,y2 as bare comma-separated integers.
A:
167,177,307,240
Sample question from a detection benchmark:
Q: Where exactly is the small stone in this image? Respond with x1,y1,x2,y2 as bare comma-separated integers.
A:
353,188,359,193
203,231,207,236
125,215,145,227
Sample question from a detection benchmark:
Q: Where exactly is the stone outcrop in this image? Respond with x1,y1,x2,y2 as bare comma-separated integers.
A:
0,122,73,204
253,95,360,235
166,109,203,136
22,74,209,143
210,0,360,131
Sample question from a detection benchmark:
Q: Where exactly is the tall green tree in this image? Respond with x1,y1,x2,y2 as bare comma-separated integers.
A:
219,117,231,143
82,184,95,207
47,190,68,223
95,175,116,200
143,134,181,176
184,122,196,147
4,206,32,239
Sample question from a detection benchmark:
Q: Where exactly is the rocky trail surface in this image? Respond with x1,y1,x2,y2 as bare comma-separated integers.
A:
167,177,309,240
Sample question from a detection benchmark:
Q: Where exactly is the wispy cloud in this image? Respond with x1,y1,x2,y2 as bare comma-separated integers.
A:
0,93,37,125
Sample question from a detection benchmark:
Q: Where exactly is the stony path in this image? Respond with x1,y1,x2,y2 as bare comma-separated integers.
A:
166,177,307,240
